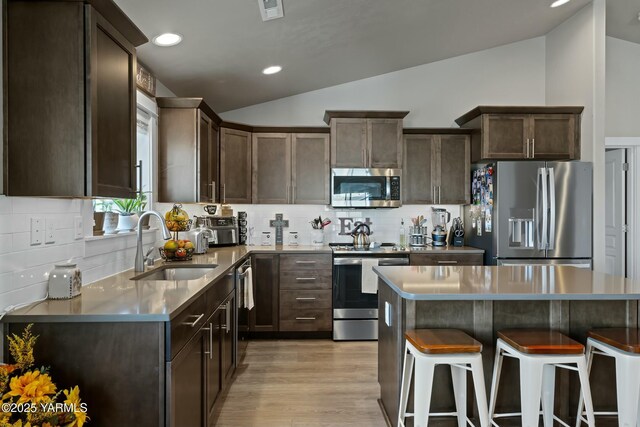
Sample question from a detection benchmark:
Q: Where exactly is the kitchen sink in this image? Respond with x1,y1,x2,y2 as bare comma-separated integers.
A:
131,265,217,281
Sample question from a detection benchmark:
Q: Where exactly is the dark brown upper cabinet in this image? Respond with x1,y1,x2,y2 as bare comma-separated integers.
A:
455,106,583,162
157,98,221,203
403,130,471,205
4,0,146,197
220,126,252,204
324,111,408,168
251,131,330,205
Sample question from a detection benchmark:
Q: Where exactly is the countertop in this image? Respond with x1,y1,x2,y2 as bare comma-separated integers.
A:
374,265,640,301
408,246,484,254
2,245,331,323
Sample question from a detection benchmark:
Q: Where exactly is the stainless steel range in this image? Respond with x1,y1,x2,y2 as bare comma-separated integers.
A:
331,243,409,340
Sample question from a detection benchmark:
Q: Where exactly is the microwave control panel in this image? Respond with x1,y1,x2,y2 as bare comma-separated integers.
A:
390,176,401,200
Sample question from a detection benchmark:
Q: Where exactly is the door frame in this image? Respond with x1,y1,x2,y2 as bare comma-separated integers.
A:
605,137,639,279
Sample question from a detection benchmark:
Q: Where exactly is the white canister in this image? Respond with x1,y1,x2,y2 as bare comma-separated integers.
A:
310,229,324,246
288,231,299,246
48,263,82,299
261,231,273,246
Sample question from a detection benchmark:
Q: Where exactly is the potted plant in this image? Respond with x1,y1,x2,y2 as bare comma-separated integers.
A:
135,191,151,230
113,197,141,233
94,199,118,235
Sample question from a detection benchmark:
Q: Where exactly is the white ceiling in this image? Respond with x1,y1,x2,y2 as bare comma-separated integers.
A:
607,0,640,45
114,0,636,113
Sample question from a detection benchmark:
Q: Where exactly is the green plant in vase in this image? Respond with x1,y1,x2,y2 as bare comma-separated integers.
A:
113,196,143,233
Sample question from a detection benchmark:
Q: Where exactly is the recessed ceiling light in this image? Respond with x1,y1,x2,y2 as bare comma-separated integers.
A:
262,65,282,75
550,0,571,7
152,33,183,47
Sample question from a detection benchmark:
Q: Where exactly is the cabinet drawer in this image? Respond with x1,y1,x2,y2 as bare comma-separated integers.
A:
169,296,207,359
279,308,332,332
280,290,331,309
279,270,332,290
280,254,331,271
410,253,483,266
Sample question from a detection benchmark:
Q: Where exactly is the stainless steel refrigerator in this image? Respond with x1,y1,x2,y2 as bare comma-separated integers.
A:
464,161,592,267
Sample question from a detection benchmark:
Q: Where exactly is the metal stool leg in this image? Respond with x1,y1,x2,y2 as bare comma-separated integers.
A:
470,355,490,427
541,364,556,427
451,363,467,427
519,359,544,427
413,358,436,427
575,340,594,427
615,356,640,427
576,356,596,427
397,346,415,427
488,341,505,420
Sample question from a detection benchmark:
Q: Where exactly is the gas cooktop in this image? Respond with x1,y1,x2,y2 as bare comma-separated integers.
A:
329,242,409,255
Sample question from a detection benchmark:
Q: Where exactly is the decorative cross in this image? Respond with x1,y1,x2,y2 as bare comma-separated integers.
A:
269,213,289,245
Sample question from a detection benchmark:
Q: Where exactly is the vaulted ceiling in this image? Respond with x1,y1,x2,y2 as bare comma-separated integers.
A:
114,0,637,112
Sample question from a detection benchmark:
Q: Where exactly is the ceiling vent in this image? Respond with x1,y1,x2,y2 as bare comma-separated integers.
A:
259,0,284,21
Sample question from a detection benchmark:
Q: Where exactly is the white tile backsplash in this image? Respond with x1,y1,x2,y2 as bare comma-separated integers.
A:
0,195,158,314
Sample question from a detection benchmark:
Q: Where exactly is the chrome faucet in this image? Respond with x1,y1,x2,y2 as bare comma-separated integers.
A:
135,210,172,272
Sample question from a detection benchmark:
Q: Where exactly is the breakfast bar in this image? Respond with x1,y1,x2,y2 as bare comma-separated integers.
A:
374,265,640,426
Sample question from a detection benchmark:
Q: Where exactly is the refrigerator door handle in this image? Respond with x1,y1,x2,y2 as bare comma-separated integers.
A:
547,167,556,250
537,167,548,250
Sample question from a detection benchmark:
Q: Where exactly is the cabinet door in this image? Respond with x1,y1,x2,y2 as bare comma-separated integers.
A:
252,133,291,204
409,253,483,266
292,134,330,204
220,128,252,203
402,135,436,204
198,112,215,203
205,311,221,424
530,114,578,160
367,119,403,168
221,294,236,383
481,114,528,159
211,125,220,202
437,135,470,204
89,8,137,198
168,330,205,427
250,255,279,332
330,119,367,167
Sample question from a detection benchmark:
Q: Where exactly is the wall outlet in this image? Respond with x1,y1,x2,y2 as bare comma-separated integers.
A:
30,217,43,245
74,216,83,240
45,219,55,244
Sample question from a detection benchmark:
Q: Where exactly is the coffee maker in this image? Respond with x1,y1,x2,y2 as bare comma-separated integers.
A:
431,207,451,247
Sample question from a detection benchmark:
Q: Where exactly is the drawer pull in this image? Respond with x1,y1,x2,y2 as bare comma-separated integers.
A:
295,297,317,301
182,313,204,327
295,260,317,264
296,277,317,281
296,317,316,320
437,260,458,264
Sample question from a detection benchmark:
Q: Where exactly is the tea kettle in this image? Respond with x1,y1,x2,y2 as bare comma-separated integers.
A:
351,223,371,250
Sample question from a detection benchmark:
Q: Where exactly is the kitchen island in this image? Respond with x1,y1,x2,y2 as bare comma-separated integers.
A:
374,265,640,426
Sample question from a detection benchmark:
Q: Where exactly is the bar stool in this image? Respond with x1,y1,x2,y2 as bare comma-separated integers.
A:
575,328,640,427
488,329,595,427
398,329,489,427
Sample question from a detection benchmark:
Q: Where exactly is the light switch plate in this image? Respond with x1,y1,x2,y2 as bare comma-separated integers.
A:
385,301,392,327
45,219,55,244
74,216,83,240
30,217,43,245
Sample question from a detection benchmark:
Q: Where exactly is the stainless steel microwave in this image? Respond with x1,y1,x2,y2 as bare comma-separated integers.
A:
331,168,401,208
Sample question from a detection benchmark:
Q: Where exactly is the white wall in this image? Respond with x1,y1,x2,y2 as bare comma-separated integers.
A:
606,37,640,137
545,0,606,272
156,80,177,98
221,37,547,127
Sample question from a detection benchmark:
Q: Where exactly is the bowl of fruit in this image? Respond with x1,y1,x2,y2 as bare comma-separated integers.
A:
165,204,192,232
160,239,195,262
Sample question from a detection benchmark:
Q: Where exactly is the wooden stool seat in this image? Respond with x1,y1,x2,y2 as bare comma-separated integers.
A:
405,329,482,354
497,329,584,354
588,328,640,354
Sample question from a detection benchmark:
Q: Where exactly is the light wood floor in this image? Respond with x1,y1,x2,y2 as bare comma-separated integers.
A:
214,339,387,427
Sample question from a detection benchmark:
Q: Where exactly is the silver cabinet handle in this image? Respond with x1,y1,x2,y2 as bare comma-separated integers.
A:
532,138,535,157
437,260,458,264
286,184,290,203
182,313,204,327
526,138,530,158
202,323,214,359
296,277,317,281
222,184,226,203
295,260,316,264
220,302,231,333
438,186,441,204
292,185,296,204
136,160,143,196
295,297,317,301
209,181,216,202
432,186,436,204
296,317,316,320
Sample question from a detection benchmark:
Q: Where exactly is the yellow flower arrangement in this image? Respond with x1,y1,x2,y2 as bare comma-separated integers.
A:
0,325,88,427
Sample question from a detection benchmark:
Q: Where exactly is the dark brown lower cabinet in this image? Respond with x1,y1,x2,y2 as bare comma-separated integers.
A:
410,252,483,266
250,254,280,332
169,328,206,427
204,309,222,425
